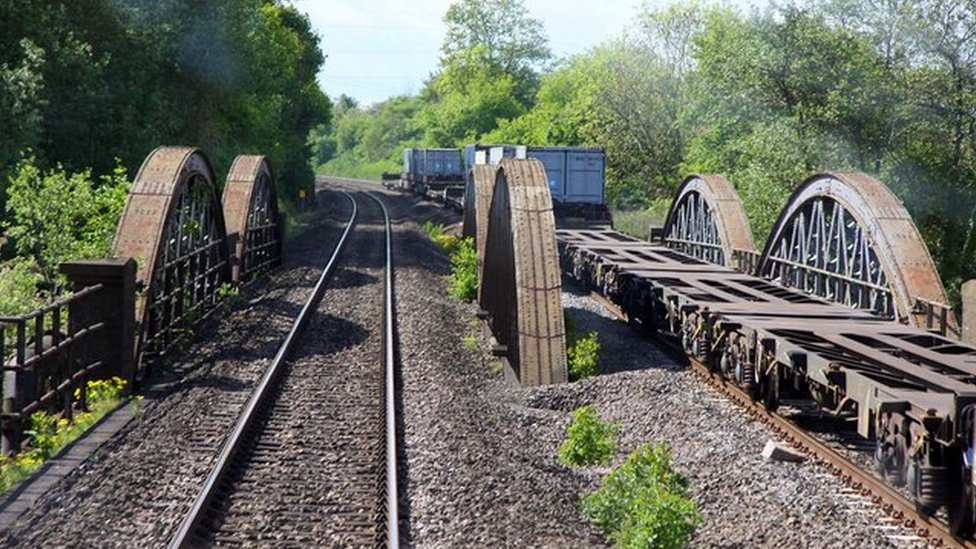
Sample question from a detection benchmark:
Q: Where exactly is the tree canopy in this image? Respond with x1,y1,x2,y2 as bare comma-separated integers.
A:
314,0,976,307
1,0,329,308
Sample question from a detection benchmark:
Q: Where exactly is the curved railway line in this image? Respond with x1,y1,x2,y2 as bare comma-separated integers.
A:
168,190,400,547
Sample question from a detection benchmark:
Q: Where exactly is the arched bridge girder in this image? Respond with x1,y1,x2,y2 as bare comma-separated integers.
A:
758,172,949,328
663,174,756,268
480,158,567,386
223,155,282,283
113,147,231,365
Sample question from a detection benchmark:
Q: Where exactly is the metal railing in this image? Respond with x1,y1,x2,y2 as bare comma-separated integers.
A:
732,248,760,274
1,285,106,454
912,296,958,339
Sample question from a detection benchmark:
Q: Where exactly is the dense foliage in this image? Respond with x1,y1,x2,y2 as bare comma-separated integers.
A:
0,0,328,308
581,442,701,548
0,1,329,210
558,404,619,467
313,0,976,306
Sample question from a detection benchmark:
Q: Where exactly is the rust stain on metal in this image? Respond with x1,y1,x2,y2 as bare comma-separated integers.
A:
481,158,567,386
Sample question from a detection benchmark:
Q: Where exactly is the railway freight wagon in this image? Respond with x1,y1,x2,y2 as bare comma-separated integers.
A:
465,144,611,226
402,148,463,197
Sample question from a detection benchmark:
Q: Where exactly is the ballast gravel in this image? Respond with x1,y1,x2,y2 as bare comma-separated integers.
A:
0,189,353,547
379,183,928,548
0,177,933,548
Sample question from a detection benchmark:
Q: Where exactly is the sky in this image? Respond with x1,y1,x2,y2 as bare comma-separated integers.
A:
296,0,766,107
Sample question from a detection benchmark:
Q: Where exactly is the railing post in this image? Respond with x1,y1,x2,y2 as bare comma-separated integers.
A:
962,280,976,346
60,258,137,392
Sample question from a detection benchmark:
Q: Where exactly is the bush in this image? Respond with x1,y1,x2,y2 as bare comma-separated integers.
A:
568,330,600,380
448,237,478,301
558,405,619,467
3,156,129,292
421,221,477,301
581,442,701,549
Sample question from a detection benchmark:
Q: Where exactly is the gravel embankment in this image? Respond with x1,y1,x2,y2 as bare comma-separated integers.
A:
360,181,927,549
0,189,353,547
2,175,932,548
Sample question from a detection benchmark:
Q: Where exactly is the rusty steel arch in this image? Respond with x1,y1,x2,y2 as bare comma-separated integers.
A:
757,172,949,328
460,164,500,303
480,159,567,386
113,147,231,365
663,174,756,267
222,155,282,283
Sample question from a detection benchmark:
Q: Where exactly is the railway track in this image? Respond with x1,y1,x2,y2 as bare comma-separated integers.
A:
168,190,400,547
587,290,974,549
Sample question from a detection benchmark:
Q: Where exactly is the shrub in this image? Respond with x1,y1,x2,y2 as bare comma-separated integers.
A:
4,156,129,292
448,237,478,301
559,405,619,467
422,220,446,240
581,442,701,549
568,330,600,380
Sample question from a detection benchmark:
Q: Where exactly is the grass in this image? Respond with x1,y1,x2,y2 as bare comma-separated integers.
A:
317,156,398,181
611,198,671,240
0,377,128,493
612,210,659,241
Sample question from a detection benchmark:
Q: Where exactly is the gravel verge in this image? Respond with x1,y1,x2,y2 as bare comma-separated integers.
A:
0,188,353,547
345,181,928,549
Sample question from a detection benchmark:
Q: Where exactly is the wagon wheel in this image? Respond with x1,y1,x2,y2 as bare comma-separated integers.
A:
480,159,567,386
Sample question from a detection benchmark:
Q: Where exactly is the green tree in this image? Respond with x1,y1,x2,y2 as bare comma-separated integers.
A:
441,0,550,104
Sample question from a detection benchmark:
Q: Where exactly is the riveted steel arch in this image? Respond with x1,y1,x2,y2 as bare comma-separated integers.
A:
113,147,231,365
222,155,282,283
663,174,755,267
480,158,567,386
757,172,948,326
461,164,499,303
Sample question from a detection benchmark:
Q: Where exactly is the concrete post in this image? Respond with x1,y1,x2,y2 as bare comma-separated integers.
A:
962,279,976,346
60,258,137,392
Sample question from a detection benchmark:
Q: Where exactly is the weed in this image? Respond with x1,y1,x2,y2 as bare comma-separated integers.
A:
568,330,600,381
462,335,478,350
1,377,127,493
580,442,701,549
448,237,477,302
558,405,618,468
217,282,239,302
421,222,477,301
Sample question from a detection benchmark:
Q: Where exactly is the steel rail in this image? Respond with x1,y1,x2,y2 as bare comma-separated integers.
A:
364,191,400,548
586,289,976,549
167,191,358,549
